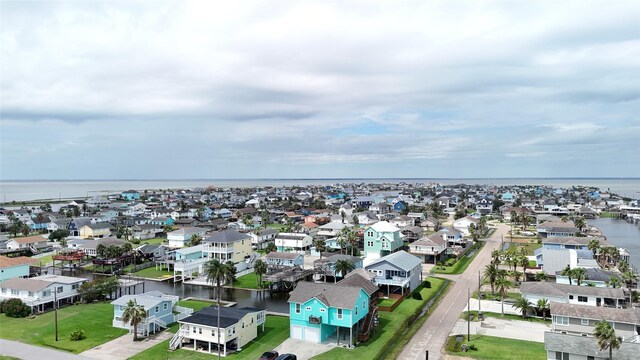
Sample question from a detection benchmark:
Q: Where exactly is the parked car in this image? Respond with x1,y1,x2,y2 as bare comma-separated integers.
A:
259,351,279,360
275,354,297,360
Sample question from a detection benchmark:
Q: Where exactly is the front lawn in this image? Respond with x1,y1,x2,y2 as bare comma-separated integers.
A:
139,237,166,245
34,254,54,266
445,335,545,360
432,242,485,274
129,315,290,360
313,277,449,360
461,311,551,325
130,266,173,279
0,302,127,354
267,224,287,231
376,298,398,307
508,242,541,256
232,272,263,290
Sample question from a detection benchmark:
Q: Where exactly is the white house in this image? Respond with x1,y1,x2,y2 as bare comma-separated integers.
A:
0,274,88,313
275,233,313,253
452,216,479,236
167,227,208,248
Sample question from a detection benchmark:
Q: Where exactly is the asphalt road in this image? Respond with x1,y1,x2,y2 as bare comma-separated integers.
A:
398,222,510,360
0,339,94,360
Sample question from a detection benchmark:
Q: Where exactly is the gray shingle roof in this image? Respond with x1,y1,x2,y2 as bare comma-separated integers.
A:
544,331,640,360
288,281,364,309
180,307,263,329
337,272,378,296
550,302,640,324
265,252,301,260
367,250,422,272
520,282,626,299
204,230,250,243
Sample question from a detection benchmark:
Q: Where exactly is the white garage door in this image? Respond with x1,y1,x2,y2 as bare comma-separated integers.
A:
291,325,303,340
303,326,320,343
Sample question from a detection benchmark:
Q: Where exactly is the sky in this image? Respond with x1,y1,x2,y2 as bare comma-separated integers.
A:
1,0,639,180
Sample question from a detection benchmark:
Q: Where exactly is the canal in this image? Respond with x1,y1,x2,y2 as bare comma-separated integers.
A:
588,218,640,272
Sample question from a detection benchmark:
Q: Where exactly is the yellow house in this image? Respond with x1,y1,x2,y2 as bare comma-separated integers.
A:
79,223,113,239
201,230,253,264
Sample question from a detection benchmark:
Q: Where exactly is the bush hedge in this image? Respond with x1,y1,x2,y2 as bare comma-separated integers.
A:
0,299,31,318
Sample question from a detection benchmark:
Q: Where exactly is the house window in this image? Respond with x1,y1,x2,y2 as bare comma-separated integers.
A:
578,296,587,303
198,327,202,334
211,329,216,336
233,327,236,334
28,291,34,297
11,289,19,296
363,300,366,308
0,288,5,294
43,290,51,297
306,306,312,311
295,304,301,314
57,286,63,293
355,307,358,316
192,327,196,333
155,306,159,313
164,303,168,311
337,309,343,320
242,322,245,329
555,352,569,360
319,308,326,313
568,295,573,300
555,316,569,326
587,356,595,360
581,319,589,326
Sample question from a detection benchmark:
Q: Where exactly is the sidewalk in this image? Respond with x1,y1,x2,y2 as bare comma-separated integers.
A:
79,331,171,360
0,339,93,360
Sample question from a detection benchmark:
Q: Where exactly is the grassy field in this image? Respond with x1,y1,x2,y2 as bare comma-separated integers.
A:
508,242,541,256
267,224,286,231
130,266,173,279
34,254,55,266
461,311,551,325
139,237,166,245
445,335,545,360
232,273,263,290
312,277,449,360
0,303,127,354
432,242,485,275
129,315,289,360
376,298,398,307
178,299,216,312
0,356,21,360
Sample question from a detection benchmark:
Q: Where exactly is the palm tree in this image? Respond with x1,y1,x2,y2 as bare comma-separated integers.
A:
253,259,267,288
519,213,530,231
337,227,350,255
519,255,529,281
513,270,523,285
588,239,600,260
606,277,622,288
561,265,574,285
265,242,277,254
484,263,499,295
491,250,502,265
535,271,548,281
204,259,235,359
618,260,630,274
121,299,147,341
594,320,622,360
190,234,203,246
572,267,587,286
352,214,359,227
536,298,550,321
495,273,512,315
314,239,326,259
573,216,586,234
334,259,355,280
513,296,533,319
347,228,359,256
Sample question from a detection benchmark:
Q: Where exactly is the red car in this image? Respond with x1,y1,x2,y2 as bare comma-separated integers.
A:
259,351,279,360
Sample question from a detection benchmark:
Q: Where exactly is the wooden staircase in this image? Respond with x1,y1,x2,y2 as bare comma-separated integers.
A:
357,305,378,342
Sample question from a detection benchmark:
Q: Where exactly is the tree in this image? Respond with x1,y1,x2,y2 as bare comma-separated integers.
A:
340,210,346,224
588,239,600,260
495,272,511,315
561,265,573,285
352,214,359,227
513,296,533,319
337,227,350,255
334,259,355,279
314,239,326,259
40,203,52,212
483,263,499,295
253,259,267,288
122,242,133,253
573,216,586,233
190,234,203,246
536,298,550,321
96,244,107,258
49,229,70,242
204,259,235,360
491,250,502,265
594,320,622,360
121,299,147,341
572,267,587,286
265,242,277,254
469,224,479,243
519,255,529,281
535,271,548,281
261,210,270,228
606,277,622,288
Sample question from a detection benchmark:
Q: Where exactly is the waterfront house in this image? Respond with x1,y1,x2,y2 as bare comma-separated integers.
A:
0,274,88,313
365,250,422,297
555,267,623,288
111,291,193,337
265,252,304,267
171,306,266,356
67,217,92,237
409,233,447,264
275,233,313,253
452,216,479,236
363,221,404,258
536,222,579,238
0,256,37,282
313,254,363,280
79,223,113,239
131,224,162,240
67,237,126,257
202,230,253,265
520,282,626,308
288,281,370,346
248,228,278,250
167,227,208,248
27,216,51,231
5,235,48,251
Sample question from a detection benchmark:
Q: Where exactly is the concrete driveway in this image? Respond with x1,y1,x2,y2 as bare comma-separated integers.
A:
450,316,550,343
0,339,93,360
79,331,171,360
273,338,335,360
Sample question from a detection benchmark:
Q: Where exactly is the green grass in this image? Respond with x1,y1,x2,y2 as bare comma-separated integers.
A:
461,311,551,325
128,315,289,360
472,290,521,301
599,211,616,218
313,277,448,360
177,299,216,312
267,224,286,230
445,335,545,360
0,356,21,360
34,254,54,265
139,237,166,245
508,242,541,256
130,266,173,279
431,242,485,274
376,298,398,307
232,273,263,290
0,302,128,354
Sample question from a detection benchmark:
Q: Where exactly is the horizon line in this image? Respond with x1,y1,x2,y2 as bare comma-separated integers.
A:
2,177,640,182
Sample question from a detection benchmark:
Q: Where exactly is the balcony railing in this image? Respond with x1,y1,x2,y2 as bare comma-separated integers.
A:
202,244,234,253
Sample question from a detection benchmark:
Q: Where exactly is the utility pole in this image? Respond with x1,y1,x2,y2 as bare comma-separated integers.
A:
54,288,58,341
478,271,482,314
467,287,471,341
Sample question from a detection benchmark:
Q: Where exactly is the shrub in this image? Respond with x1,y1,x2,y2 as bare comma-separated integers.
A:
130,238,141,244
412,292,423,300
469,344,478,351
446,258,457,266
423,280,431,288
70,329,86,341
1,299,31,318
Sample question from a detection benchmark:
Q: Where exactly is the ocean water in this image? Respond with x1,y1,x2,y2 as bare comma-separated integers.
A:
588,218,640,272
0,178,639,202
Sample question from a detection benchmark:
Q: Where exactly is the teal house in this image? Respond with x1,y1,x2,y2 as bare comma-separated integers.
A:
0,256,35,283
122,190,141,201
363,221,404,258
111,291,192,336
288,281,370,346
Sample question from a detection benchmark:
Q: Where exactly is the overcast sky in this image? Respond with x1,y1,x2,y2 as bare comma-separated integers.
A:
1,0,639,180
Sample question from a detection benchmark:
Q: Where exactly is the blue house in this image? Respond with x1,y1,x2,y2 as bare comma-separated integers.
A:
288,281,370,346
313,254,363,280
0,256,36,283
150,217,174,226
393,201,407,212
501,192,514,203
122,190,141,201
111,291,193,336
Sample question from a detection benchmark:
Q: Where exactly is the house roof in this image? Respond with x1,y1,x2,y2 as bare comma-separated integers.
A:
368,221,400,233
550,302,640,324
0,278,52,292
542,237,603,246
554,267,621,282
0,255,38,269
204,230,250,243
111,291,173,309
367,250,422,272
168,227,207,236
414,234,446,246
288,281,364,309
520,281,625,299
544,332,639,360
180,306,262,329
9,235,47,244
337,272,378,296
265,252,301,260
31,274,87,284
326,254,361,264
82,223,113,230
